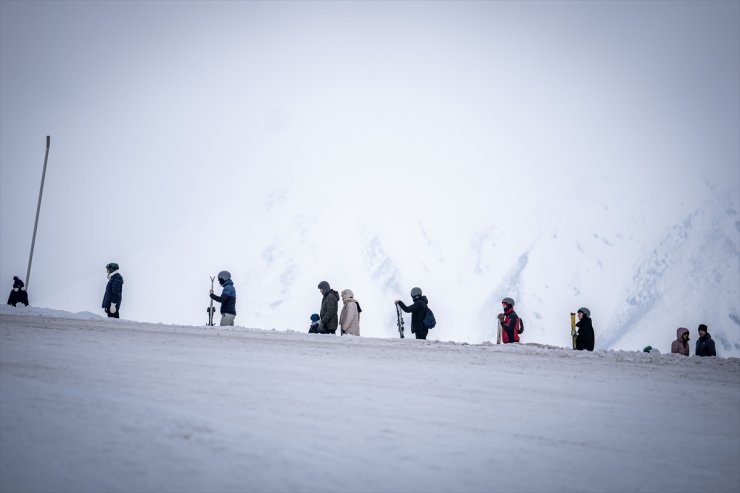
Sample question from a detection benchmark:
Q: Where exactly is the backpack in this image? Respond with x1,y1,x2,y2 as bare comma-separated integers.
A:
422,306,436,329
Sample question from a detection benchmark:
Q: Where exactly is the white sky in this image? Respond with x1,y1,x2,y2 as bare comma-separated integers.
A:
1,1,738,345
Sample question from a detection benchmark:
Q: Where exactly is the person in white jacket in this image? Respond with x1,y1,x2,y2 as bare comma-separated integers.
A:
339,289,361,336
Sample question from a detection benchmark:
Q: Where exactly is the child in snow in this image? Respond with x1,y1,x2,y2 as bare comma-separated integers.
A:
308,313,320,334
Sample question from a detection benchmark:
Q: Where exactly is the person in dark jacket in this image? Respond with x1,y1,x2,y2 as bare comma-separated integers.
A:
497,297,521,344
695,324,716,357
575,307,595,351
7,276,29,307
671,327,690,356
395,287,430,340
210,270,236,326
317,281,339,334
102,263,124,318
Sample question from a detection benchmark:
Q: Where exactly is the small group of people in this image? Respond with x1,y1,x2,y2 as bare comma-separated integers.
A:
5,267,720,357
309,281,361,336
671,324,717,357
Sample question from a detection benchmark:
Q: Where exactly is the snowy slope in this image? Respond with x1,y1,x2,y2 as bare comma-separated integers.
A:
1,307,739,493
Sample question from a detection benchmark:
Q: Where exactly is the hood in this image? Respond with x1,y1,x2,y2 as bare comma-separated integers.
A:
341,289,355,302
676,327,689,340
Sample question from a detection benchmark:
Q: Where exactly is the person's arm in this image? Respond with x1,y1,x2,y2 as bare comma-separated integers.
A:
110,277,123,305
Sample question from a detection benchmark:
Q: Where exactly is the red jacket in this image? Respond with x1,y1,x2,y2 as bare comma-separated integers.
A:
501,307,520,343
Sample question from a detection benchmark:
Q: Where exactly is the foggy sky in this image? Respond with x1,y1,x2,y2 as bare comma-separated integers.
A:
1,0,738,340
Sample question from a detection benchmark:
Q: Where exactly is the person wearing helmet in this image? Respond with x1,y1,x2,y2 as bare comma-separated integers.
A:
395,287,430,340
210,270,236,326
102,263,124,318
497,297,521,343
317,281,339,334
575,307,595,351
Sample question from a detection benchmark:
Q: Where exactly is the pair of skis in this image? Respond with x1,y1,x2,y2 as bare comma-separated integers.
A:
395,302,405,339
206,276,216,326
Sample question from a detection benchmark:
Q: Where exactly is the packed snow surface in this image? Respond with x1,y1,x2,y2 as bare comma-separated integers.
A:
1,306,739,493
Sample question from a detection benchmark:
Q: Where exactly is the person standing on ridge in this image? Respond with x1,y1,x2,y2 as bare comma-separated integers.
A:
695,324,716,357
7,276,29,307
102,263,124,318
671,327,690,356
317,281,339,334
575,307,595,351
497,297,521,344
396,287,430,340
210,271,236,326
339,289,361,336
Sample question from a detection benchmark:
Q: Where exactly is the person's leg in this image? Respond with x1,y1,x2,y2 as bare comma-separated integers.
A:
220,313,235,326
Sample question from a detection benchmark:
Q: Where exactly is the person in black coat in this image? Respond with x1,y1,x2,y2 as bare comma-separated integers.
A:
695,324,717,357
7,276,29,307
102,263,124,318
575,307,595,351
395,287,430,340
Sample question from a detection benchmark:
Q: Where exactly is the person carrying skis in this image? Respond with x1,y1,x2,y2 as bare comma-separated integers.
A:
395,287,430,340
102,263,124,318
210,270,236,326
695,324,716,357
317,281,339,334
339,289,361,336
497,297,521,344
7,276,29,307
575,307,595,351
671,327,690,356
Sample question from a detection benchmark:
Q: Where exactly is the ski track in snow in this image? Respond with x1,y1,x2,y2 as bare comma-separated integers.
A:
1,309,739,493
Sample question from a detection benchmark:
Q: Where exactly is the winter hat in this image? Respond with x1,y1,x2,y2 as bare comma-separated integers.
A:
410,287,422,298
310,313,320,322
105,262,119,272
502,297,515,306
318,281,331,291
698,324,708,333
12,276,23,289
578,307,591,317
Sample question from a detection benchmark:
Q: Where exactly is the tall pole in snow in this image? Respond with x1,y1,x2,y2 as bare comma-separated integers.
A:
26,136,51,290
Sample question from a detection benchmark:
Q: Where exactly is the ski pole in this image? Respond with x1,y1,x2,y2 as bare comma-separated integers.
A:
26,136,51,290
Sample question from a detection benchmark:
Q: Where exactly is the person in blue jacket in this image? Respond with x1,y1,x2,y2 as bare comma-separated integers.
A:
210,270,236,326
102,263,124,318
695,324,717,357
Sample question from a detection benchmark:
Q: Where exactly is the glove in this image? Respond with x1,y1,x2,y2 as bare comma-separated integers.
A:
497,313,505,321
110,304,117,314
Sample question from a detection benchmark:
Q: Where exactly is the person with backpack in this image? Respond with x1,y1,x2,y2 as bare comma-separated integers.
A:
210,270,236,326
102,263,124,318
497,297,521,344
7,276,29,307
317,281,339,334
575,307,595,351
339,289,361,336
671,327,690,356
695,324,716,357
395,287,431,340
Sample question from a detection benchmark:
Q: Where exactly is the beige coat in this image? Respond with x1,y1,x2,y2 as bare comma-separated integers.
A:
339,289,361,336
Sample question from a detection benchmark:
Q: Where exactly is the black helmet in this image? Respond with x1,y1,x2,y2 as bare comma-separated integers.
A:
106,262,119,273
